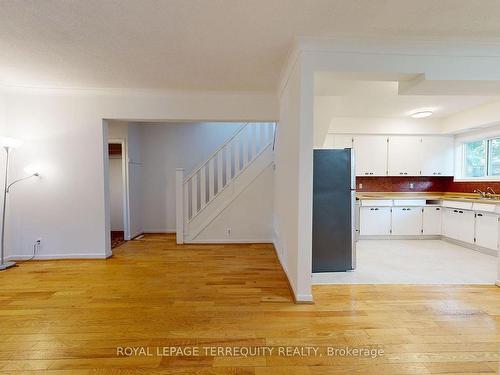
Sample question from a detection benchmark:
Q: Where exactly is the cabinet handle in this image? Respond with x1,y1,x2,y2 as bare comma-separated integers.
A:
477,213,483,217
458,210,463,214
453,210,458,213
369,172,374,175
365,172,370,175
436,208,440,211
438,172,442,175
374,208,379,211
433,172,437,175
399,172,404,175
407,208,411,211
404,172,408,175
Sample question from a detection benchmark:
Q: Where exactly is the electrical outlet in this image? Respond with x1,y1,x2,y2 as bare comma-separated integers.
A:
36,238,42,245
226,228,231,237
409,183,414,189
358,183,363,189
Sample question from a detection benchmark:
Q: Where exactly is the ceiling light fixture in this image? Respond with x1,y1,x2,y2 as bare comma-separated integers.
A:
410,110,433,119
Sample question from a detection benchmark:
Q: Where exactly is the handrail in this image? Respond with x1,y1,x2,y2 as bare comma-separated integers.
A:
183,123,248,184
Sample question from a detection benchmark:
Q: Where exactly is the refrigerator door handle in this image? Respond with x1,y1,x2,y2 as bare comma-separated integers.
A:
351,190,357,270
349,148,356,189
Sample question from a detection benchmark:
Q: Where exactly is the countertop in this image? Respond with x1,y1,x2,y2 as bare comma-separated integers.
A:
356,192,500,205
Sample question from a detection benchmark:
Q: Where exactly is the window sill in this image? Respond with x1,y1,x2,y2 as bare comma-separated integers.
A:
453,177,500,182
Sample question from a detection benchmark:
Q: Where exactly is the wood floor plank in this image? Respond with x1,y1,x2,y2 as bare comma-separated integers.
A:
0,234,499,373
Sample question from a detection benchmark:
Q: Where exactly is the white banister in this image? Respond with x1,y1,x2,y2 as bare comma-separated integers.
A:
175,168,184,244
217,151,223,193
181,122,275,224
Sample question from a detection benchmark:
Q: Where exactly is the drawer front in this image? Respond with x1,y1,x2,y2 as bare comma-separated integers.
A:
442,200,473,210
361,200,393,207
393,199,426,206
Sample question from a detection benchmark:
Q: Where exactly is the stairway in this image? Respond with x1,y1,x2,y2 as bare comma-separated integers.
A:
176,123,276,243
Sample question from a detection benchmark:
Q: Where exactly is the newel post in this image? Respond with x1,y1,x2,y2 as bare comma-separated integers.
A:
175,168,184,244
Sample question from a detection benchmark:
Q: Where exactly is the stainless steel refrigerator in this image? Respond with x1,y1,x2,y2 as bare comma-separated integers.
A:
312,148,357,273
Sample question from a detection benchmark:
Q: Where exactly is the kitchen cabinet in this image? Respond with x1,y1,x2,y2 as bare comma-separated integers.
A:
420,136,454,176
443,208,475,244
353,135,387,176
442,208,458,239
475,212,499,250
391,207,422,235
423,207,442,235
387,136,422,176
331,134,353,149
360,207,391,235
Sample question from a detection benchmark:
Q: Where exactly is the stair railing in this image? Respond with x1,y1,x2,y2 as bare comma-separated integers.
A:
175,122,275,243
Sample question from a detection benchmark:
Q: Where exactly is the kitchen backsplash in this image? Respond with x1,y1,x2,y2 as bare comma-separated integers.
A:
356,176,500,193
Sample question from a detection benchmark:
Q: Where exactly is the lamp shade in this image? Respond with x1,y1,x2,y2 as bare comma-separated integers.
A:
0,137,23,149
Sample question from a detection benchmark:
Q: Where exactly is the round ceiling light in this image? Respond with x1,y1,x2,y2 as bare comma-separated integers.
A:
410,110,433,119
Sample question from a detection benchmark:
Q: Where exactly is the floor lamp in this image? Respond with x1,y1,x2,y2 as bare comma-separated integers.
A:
0,137,39,271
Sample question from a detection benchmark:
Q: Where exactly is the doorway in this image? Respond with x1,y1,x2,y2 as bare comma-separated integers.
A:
108,139,130,249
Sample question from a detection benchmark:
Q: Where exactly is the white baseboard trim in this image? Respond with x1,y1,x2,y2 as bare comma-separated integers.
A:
296,293,314,302
7,253,109,261
359,235,498,257
185,238,273,244
143,230,176,234
272,233,314,304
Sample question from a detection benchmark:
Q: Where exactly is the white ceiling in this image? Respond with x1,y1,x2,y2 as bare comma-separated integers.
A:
314,79,499,118
3,1,500,91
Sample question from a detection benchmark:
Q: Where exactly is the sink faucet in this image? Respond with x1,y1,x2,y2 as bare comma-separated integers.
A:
486,186,496,199
474,188,486,198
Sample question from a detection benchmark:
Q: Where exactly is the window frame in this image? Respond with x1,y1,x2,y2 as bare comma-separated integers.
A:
460,136,500,181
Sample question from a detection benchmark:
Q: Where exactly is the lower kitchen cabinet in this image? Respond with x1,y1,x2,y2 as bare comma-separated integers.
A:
443,208,475,244
422,207,442,235
442,208,458,239
391,207,422,235
360,207,391,235
475,212,499,250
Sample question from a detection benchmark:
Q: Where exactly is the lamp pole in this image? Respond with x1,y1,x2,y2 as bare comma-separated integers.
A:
0,146,15,270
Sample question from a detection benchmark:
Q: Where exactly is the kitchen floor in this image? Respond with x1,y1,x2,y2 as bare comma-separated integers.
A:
313,239,498,284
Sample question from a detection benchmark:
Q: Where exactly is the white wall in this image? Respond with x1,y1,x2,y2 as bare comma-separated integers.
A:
2,87,277,259
139,122,241,232
109,156,124,231
194,164,274,242
274,56,314,302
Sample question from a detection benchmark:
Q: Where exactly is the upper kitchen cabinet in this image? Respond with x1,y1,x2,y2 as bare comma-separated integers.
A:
420,136,454,176
387,136,422,176
353,135,387,176
321,134,353,149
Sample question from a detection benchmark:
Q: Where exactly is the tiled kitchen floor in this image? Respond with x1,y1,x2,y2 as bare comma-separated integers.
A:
313,239,498,284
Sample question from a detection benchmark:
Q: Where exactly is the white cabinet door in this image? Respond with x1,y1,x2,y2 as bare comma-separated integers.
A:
360,207,391,235
456,210,476,244
354,135,387,176
421,136,454,176
322,134,354,149
423,207,442,235
387,136,422,176
476,213,499,250
332,134,353,149
442,208,459,239
391,207,422,235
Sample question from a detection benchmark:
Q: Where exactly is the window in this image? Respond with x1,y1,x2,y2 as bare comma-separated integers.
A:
463,137,500,178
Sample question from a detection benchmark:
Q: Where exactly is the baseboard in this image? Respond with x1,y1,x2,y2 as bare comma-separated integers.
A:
143,230,176,234
496,280,500,287
442,237,498,257
7,253,109,261
185,238,273,244
272,235,314,304
359,235,441,240
358,235,498,257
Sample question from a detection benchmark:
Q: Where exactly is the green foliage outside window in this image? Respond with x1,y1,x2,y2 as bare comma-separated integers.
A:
464,137,500,177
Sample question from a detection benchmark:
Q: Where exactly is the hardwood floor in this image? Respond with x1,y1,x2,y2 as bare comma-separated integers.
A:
0,234,499,374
